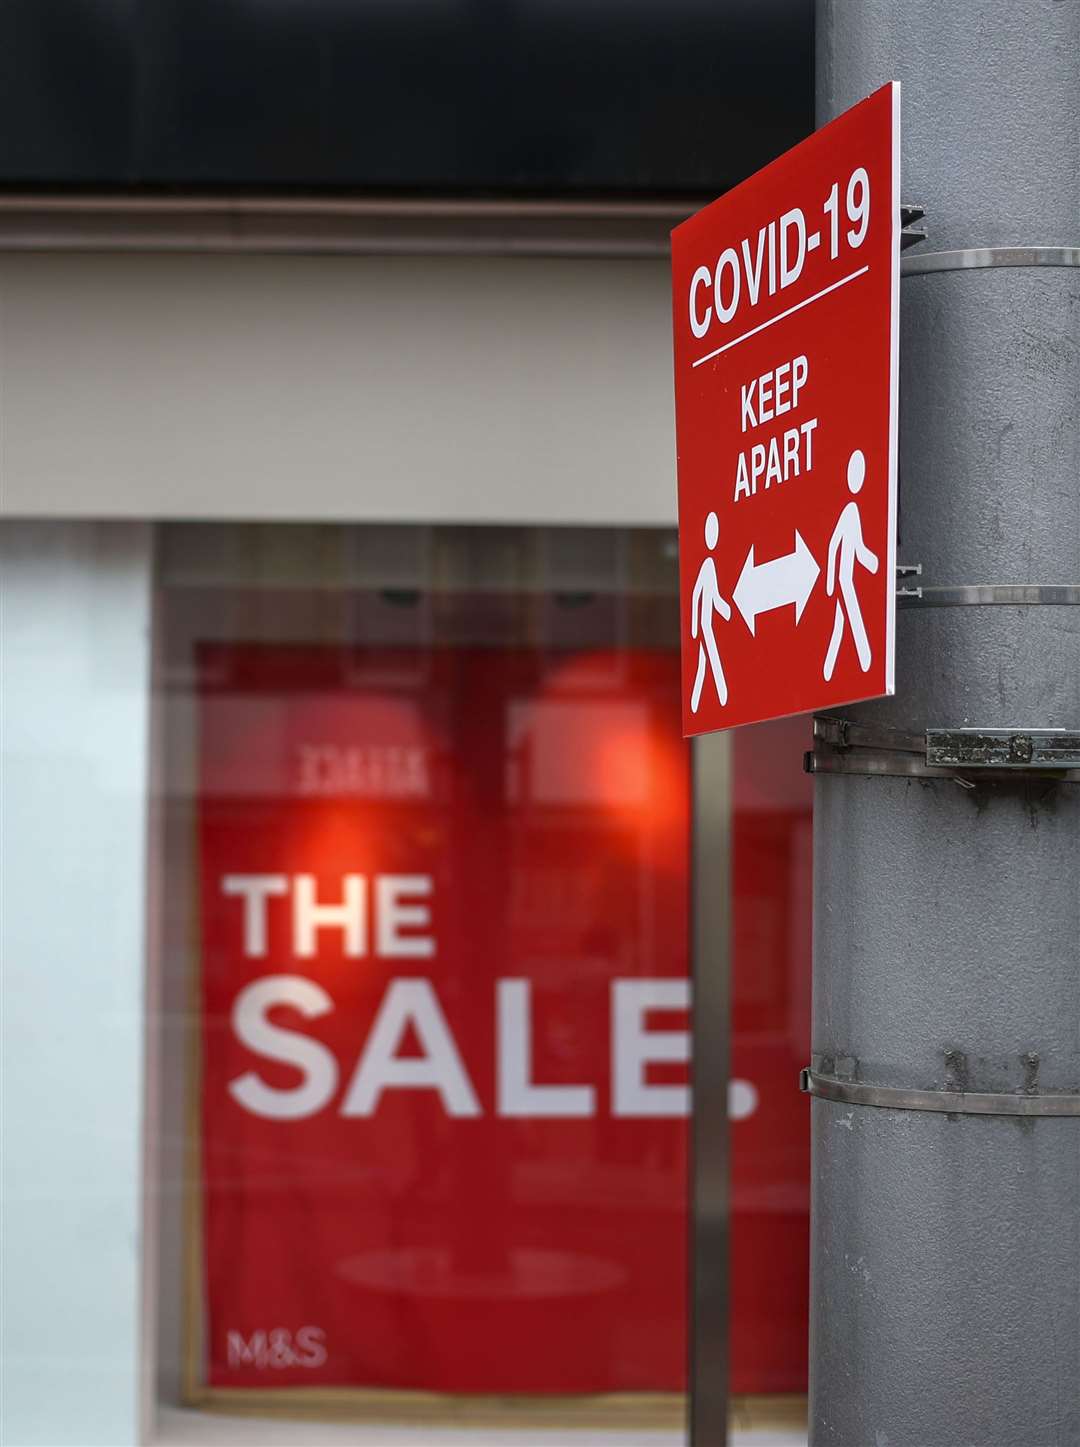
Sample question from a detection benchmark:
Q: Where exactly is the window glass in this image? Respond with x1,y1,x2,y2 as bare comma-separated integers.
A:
156,523,691,1426
152,521,813,1434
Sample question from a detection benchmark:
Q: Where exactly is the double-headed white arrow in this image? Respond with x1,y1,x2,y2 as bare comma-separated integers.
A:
732,531,820,636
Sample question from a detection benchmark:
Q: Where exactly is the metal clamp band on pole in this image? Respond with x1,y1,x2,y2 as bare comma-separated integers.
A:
803,751,1080,784
898,583,1080,608
801,1068,1080,1118
902,245,1080,277
806,718,1080,784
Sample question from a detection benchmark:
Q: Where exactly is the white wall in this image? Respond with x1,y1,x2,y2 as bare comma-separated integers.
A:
0,522,154,1447
0,254,677,527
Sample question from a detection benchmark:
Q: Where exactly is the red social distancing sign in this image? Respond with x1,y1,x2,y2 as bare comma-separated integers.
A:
672,82,900,735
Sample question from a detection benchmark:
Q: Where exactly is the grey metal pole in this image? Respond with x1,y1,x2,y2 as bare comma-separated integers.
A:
810,5,1080,1446
691,730,732,1447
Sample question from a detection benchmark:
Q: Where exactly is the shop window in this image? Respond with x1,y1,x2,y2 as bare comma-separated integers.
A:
157,524,688,1429
152,522,811,1433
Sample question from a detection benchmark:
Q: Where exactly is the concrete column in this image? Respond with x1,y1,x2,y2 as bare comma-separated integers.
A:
811,5,1080,1445
1,522,154,1446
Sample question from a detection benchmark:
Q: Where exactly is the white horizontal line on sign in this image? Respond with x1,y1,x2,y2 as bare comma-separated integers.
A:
691,264,870,368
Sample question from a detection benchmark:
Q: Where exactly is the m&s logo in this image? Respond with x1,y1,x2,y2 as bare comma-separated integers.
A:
226,1325,327,1369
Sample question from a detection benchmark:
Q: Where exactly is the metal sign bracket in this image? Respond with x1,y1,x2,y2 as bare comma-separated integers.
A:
899,203,927,251
896,562,923,600
806,718,1080,785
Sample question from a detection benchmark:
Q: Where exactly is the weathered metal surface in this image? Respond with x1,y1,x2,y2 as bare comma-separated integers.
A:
813,2,1080,1444
925,729,1080,770
810,1104,1080,1447
805,722,1080,783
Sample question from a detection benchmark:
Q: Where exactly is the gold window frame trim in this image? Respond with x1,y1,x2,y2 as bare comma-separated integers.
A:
183,1385,687,1431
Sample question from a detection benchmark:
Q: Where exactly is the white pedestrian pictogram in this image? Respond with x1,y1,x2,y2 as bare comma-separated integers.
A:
690,511,732,712
823,448,879,680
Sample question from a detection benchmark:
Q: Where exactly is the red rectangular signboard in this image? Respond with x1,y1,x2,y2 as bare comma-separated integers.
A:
672,82,900,735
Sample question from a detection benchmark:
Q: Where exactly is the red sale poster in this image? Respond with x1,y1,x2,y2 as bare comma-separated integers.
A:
193,640,811,1405
196,643,692,1397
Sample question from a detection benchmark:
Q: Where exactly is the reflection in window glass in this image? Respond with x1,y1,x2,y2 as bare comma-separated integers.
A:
150,522,813,1433
157,525,691,1426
